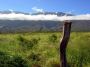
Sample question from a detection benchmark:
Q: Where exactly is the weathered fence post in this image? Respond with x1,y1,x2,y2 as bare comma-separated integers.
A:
60,21,72,67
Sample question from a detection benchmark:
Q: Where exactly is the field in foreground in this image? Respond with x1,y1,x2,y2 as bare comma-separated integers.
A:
0,32,90,67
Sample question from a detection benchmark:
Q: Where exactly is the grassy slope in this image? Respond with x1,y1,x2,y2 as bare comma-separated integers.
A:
0,32,90,67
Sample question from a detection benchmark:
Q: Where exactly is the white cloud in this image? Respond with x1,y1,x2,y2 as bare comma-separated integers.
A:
32,7,44,12
65,10,75,14
0,13,90,21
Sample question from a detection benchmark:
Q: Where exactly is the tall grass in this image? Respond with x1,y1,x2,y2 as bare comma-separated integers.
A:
0,32,90,67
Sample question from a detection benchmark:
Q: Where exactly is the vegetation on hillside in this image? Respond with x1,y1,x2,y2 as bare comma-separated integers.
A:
0,32,90,67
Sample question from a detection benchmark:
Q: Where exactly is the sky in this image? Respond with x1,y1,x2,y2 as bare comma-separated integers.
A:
0,0,90,15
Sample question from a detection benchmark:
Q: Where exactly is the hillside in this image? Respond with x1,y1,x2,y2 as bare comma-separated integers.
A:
0,11,90,33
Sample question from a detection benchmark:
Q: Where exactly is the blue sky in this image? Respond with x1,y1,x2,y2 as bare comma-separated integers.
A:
0,0,90,14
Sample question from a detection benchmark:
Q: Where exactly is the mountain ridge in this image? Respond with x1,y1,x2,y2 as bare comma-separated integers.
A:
0,11,90,33
0,10,73,16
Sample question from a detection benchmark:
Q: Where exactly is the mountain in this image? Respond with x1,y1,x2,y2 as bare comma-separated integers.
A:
0,11,90,33
0,10,73,16
31,12,73,16
0,10,30,15
0,20,90,33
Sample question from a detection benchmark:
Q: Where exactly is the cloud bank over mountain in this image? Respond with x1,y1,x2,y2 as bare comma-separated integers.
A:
0,11,90,21
0,11,90,33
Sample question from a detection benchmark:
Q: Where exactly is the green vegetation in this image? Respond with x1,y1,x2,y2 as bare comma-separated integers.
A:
49,34,57,43
0,51,28,67
0,32,90,67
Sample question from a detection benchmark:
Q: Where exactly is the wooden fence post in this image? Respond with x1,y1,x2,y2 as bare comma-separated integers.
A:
60,21,72,67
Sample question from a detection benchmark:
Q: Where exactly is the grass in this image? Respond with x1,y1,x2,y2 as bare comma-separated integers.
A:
0,32,90,67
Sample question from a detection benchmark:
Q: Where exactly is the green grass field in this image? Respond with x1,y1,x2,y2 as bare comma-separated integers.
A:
0,32,90,67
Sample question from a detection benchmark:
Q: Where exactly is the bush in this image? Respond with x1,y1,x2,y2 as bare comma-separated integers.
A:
0,51,10,67
0,51,28,67
27,52,41,67
17,35,39,50
49,34,57,43
27,52,41,62
8,56,28,67
17,35,25,42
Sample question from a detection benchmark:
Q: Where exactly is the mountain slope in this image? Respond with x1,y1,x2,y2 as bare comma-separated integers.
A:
0,20,90,33
0,11,90,33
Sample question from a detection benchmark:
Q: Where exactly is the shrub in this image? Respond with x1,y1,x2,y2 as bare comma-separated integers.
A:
27,52,41,62
0,51,10,67
0,51,28,67
8,56,28,67
17,35,25,42
27,52,41,67
17,35,39,50
30,38,39,45
26,38,39,49
49,34,57,43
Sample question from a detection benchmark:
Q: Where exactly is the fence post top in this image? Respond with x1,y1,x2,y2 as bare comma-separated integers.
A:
63,20,72,26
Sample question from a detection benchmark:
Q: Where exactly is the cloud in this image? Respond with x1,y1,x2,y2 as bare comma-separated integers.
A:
65,10,75,14
0,13,90,21
32,7,44,12
8,9,15,13
8,9,13,12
